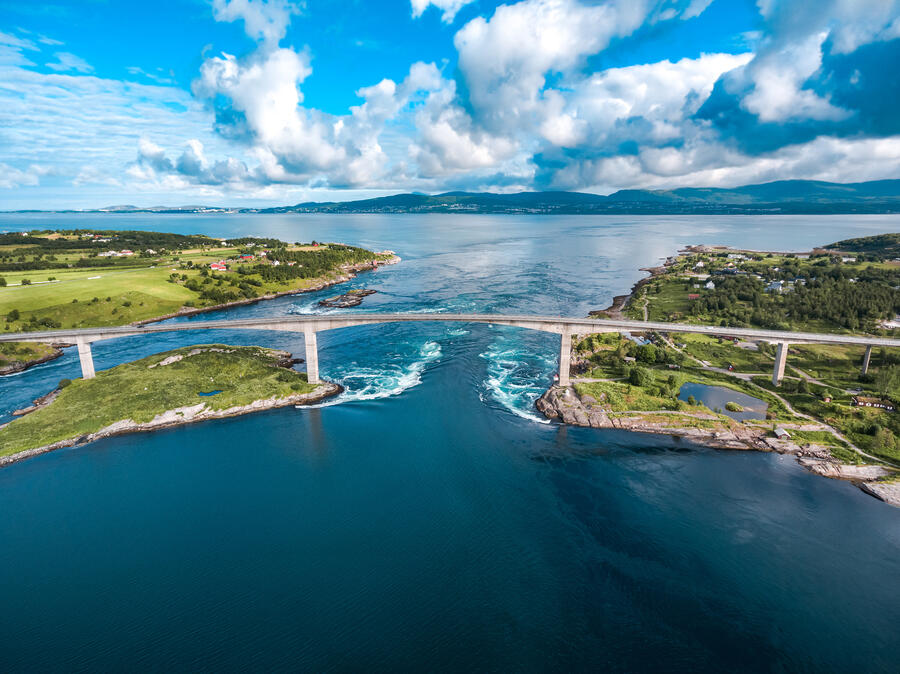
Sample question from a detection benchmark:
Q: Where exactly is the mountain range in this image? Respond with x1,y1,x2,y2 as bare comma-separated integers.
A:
15,179,900,214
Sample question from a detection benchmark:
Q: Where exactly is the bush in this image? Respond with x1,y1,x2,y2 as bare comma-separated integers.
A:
6,309,20,322
58,378,71,389
725,401,744,412
0,276,5,287
629,366,653,388
21,278,31,285
687,395,697,406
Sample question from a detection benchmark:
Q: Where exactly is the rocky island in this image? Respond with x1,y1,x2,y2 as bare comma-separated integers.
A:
318,288,377,308
540,233,900,506
0,344,340,466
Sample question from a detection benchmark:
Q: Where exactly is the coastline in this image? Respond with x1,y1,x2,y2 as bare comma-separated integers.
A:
0,381,342,468
539,242,900,506
535,385,900,505
0,255,400,376
132,254,400,327
0,346,65,377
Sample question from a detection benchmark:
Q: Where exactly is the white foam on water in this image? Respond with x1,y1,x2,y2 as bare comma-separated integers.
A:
298,341,442,409
446,328,469,336
479,344,554,424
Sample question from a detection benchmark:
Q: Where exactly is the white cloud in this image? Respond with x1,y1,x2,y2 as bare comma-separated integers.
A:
45,52,93,73
0,162,50,189
211,0,301,45
740,32,848,122
549,134,900,192
410,0,475,23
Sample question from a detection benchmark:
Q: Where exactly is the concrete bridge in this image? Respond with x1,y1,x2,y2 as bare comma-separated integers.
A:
2,314,897,387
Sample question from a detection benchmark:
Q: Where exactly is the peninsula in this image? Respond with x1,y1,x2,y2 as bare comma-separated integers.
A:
0,345,340,466
0,229,398,371
539,233,900,506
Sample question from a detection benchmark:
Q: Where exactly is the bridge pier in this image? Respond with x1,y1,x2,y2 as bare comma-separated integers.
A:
559,330,572,387
304,329,319,385
862,344,873,375
772,342,788,386
76,337,96,380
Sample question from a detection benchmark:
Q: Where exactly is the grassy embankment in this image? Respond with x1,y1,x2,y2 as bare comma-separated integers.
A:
0,345,317,459
0,341,58,370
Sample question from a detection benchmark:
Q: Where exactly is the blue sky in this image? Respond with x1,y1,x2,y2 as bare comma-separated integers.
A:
1,0,899,208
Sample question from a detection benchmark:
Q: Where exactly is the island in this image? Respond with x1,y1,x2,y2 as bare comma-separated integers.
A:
539,232,900,506
0,230,399,372
0,345,340,466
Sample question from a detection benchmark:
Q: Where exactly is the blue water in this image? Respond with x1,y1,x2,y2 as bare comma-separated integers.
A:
2,214,900,670
197,390,223,397
679,382,768,421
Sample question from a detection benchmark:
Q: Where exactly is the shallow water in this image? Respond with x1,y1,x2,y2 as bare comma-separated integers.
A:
679,382,768,421
1,213,900,671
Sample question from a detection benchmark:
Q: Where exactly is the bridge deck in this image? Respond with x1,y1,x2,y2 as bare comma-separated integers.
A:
1,313,898,348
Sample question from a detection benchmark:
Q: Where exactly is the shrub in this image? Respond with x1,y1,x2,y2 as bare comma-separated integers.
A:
629,366,653,388
58,378,71,389
0,276,5,287
21,278,31,285
687,395,697,406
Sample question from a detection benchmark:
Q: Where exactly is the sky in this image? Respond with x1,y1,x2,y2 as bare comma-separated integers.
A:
2,0,900,209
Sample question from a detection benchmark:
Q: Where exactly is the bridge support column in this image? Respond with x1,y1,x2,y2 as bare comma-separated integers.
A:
76,337,95,380
304,329,319,385
559,330,572,387
862,344,873,376
772,342,788,386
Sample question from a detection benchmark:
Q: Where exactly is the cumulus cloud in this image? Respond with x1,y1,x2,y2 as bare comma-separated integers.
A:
410,0,475,23
211,0,301,45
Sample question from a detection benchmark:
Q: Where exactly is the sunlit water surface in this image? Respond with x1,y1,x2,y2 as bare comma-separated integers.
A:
1,213,900,671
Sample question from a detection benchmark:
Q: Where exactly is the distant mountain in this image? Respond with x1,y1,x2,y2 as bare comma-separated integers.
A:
252,180,900,214
11,179,900,215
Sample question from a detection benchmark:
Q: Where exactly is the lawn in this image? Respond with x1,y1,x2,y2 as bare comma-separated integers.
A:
0,344,317,458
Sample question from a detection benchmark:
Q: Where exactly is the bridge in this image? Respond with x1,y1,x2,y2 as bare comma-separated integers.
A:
2,314,898,387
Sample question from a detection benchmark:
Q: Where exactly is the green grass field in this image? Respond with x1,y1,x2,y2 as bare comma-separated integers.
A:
0,344,317,459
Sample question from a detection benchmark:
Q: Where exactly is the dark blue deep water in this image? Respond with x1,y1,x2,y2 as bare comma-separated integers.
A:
2,214,900,671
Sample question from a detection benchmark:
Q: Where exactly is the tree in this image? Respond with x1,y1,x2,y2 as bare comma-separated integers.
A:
875,366,899,399
0,276,5,287
629,366,653,388
6,309,19,322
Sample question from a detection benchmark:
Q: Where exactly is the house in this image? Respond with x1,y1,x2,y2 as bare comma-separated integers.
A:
210,261,227,271
727,253,747,260
120,250,134,256
765,281,784,293
704,280,715,290
688,293,700,300
238,254,254,261
851,396,895,411
694,261,705,269
774,427,791,439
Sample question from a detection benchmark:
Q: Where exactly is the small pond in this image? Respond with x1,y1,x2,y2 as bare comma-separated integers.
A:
678,382,768,421
197,390,223,397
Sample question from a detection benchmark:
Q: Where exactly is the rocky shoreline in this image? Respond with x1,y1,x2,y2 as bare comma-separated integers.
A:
0,381,342,468
0,346,65,376
536,385,900,507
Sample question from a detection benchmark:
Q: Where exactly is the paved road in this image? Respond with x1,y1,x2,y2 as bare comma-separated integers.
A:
2,313,899,349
